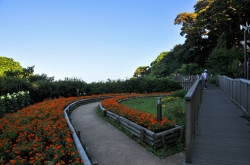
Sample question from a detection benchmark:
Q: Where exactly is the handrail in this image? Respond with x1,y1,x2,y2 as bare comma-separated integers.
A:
218,75,250,114
64,100,92,165
184,79,203,164
64,97,112,165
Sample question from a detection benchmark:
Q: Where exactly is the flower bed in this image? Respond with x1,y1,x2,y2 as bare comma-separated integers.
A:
0,94,114,165
101,94,176,132
100,93,184,148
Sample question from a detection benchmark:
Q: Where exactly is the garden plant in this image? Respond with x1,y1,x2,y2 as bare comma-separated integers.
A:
98,90,187,158
0,95,113,165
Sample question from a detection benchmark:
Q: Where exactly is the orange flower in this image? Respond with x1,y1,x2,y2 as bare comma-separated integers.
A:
9,160,16,165
101,93,176,132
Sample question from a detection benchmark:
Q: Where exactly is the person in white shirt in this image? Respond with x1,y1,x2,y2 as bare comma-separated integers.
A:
203,69,208,89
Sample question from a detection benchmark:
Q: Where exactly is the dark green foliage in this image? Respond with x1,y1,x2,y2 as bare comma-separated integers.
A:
171,90,187,98
28,73,54,82
207,35,244,77
210,78,217,84
178,63,201,75
30,80,56,103
88,77,182,94
30,80,88,103
149,45,187,77
0,77,32,95
0,76,88,103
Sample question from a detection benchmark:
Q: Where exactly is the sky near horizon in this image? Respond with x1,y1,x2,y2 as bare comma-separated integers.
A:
0,0,197,83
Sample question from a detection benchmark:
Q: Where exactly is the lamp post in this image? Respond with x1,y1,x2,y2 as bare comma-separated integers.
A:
240,22,250,79
157,97,162,121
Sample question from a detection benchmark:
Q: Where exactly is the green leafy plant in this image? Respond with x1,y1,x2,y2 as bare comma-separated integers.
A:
162,97,185,126
171,90,187,98
210,78,218,84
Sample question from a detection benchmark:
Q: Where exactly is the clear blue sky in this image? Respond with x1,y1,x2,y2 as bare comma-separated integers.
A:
0,0,197,83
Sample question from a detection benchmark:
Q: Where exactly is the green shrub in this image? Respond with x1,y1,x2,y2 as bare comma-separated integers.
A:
0,91,32,118
162,97,185,126
171,90,187,98
0,77,32,96
89,77,182,94
210,78,217,84
209,78,219,86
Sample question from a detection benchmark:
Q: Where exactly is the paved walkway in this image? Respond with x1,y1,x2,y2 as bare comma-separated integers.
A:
190,84,250,165
71,102,184,165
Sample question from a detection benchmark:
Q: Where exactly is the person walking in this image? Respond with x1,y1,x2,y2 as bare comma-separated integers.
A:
203,69,208,89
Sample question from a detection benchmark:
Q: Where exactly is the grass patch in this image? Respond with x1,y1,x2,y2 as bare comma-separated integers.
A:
121,96,186,126
121,97,158,114
95,107,184,158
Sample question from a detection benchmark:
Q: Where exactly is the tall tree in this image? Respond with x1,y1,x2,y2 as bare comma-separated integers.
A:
150,52,168,66
133,66,150,77
0,56,23,76
207,34,243,76
174,2,215,67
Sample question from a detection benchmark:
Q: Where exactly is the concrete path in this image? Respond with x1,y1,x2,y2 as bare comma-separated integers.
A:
71,102,184,165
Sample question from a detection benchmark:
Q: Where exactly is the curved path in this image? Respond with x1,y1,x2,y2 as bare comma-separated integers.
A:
71,102,184,165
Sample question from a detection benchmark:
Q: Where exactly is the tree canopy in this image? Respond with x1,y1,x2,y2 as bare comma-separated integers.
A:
134,0,250,78
0,56,23,77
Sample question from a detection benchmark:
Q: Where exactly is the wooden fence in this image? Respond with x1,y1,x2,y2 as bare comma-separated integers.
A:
99,98,184,148
218,75,250,114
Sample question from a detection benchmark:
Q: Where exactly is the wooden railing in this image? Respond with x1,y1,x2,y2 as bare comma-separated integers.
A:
173,75,218,91
218,75,250,114
173,75,198,91
172,75,200,82
173,75,202,91
179,81,196,91
184,79,203,164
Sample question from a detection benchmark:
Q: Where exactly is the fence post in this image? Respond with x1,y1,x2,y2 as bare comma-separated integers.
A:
77,89,79,97
185,96,192,164
157,97,162,121
140,129,145,142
